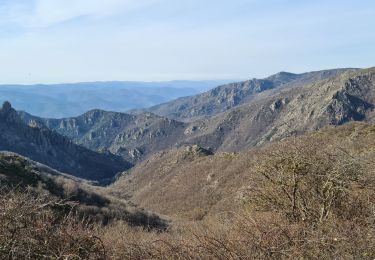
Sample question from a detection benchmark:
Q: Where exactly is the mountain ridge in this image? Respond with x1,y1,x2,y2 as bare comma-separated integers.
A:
138,68,359,121
19,67,374,166
0,102,132,180
19,109,187,164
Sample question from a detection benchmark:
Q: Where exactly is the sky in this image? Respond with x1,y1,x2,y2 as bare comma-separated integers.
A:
0,0,374,84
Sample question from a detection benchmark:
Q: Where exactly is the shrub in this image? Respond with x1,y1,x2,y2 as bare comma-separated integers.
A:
0,188,105,259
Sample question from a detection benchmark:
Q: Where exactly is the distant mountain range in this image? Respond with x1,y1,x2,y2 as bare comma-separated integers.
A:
0,80,233,118
18,67,375,166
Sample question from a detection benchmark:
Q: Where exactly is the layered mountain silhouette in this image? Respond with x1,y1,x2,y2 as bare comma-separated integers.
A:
0,80,231,118
19,67,375,163
0,102,132,180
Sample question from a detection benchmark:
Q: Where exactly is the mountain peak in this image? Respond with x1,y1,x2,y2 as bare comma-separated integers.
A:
0,101,22,124
2,101,12,112
274,71,296,77
265,71,299,84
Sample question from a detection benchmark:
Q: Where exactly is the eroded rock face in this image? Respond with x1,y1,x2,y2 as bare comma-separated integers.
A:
253,69,375,146
326,74,375,125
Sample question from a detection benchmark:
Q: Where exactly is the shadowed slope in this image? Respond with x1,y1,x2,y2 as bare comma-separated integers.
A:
0,102,132,181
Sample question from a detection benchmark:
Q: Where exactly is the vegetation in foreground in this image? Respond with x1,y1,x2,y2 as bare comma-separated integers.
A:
0,189,105,259
1,123,375,259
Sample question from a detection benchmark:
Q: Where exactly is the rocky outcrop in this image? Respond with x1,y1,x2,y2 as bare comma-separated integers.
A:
184,145,213,157
326,73,375,124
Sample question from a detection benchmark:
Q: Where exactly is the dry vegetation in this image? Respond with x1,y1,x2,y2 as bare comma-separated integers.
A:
2,122,375,259
104,122,375,259
0,188,105,259
110,122,375,220
0,153,167,229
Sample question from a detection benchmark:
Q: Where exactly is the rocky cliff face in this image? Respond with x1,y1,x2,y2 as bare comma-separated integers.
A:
1,102,132,181
326,71,375,124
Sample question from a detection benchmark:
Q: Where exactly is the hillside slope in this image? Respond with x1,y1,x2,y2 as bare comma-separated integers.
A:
180,67,375,151
0,151,166,228
142,68,357,121
110,122,375,220
0,102,132,180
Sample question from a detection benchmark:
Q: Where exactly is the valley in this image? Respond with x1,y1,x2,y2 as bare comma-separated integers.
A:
1,66,375,259
2,0,374,258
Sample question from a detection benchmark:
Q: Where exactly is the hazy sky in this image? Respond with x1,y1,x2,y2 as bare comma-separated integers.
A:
0,0,374,84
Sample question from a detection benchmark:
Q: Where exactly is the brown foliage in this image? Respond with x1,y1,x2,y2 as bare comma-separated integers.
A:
251,136,365,224
0,188,105,259
102,123,375,259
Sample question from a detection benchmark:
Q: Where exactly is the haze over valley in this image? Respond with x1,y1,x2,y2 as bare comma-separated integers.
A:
0,80,231,118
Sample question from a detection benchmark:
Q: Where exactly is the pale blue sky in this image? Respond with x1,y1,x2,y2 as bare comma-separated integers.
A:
0,0,374,84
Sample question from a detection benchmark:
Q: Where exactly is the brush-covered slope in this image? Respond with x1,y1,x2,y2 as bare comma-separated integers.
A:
110,122,375,220
0,151,167,228
0,102,132,180
142,68,357,121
